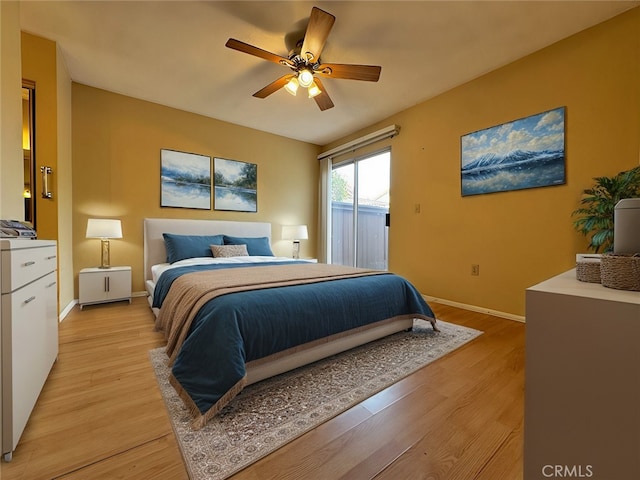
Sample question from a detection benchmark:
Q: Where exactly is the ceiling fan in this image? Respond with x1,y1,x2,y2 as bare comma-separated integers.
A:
225,6,381,111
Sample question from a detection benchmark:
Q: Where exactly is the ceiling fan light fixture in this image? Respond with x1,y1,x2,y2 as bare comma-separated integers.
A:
307,80,321,98
298,69,314,88
284,77,299,96
225,7,378,111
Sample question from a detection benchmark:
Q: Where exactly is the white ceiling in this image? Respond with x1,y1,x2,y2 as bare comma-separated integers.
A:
19,1,639,145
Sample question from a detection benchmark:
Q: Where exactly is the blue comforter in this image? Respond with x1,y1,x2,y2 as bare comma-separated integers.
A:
154,261,435,428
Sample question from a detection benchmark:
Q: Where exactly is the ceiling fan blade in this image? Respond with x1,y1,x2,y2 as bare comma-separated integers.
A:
316,63,382,82
312,78,334,111
253,75,293,99
300,7,335,63
225,38,290,66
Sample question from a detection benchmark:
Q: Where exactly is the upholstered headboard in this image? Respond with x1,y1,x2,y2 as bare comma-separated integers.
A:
143,218,271,282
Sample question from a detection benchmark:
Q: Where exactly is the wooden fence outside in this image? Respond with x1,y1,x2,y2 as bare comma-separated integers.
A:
331,202,389,270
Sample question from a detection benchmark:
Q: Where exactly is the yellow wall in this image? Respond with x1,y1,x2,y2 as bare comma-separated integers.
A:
71,84,320,294
56,43,74,312
21,32,59,241
324,8,640,317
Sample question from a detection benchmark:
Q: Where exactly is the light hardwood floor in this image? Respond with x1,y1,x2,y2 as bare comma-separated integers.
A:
0,297,524,480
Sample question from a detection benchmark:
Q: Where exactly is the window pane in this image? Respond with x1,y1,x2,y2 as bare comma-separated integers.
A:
356,152,389,270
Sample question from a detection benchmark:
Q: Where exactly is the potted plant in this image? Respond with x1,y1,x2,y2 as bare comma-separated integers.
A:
572,166,640,253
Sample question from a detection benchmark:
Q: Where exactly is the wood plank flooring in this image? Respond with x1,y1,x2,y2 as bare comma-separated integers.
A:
0,298,524,480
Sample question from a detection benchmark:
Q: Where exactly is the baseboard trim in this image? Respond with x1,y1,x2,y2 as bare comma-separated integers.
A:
423,296,525,323
59,299,77,322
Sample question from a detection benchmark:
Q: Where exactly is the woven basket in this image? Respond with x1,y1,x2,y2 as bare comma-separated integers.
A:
576,261,601,283
600,253,640,291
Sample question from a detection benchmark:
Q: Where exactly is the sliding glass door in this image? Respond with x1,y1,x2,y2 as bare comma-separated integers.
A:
330,150,390,269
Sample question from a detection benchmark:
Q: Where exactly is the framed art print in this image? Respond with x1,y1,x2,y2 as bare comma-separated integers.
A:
460,107,566,196
214,158,257,212
160,149,212,209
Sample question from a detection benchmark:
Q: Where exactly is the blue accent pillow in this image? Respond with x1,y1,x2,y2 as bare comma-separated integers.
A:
163,233,224,263
223,235,274,256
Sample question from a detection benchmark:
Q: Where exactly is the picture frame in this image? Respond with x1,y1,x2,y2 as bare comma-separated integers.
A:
214,158,257,212
160,149,211,209
460,107,566,196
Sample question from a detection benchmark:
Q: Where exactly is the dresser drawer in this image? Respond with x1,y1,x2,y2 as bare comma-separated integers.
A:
1,245,57,293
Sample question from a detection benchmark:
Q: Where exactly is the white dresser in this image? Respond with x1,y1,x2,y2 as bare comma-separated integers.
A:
525,269,640,480
1,239,58,462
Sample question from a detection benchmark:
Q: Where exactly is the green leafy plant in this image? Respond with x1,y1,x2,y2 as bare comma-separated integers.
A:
572,166,640,252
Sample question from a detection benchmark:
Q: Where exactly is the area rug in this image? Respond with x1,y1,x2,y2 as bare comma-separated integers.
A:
149,319,481,480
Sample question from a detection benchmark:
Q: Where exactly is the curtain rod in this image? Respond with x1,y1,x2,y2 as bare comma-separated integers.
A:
317,125,400,161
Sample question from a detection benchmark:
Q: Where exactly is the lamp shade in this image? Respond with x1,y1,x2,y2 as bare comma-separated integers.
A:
86,219,122,239
282,225,308,241
285,77,299,96
307,80,321,98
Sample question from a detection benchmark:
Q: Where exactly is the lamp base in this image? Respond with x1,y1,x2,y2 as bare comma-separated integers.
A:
292,240,300,259
99,239,111,268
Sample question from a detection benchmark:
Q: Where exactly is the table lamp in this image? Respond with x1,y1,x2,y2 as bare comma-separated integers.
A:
282,225,308,259
86,218,122,268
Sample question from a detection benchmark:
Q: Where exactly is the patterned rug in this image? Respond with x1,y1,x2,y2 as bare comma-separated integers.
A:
149,319,481,480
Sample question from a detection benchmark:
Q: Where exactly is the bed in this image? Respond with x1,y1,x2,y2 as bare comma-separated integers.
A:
144,217,436,428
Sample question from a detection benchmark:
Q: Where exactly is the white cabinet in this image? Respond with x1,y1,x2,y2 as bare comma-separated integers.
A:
79,266,131,309
525,269,640,480
1,239,58,462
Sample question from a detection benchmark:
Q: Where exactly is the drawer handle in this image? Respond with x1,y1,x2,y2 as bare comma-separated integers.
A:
24,296,36,304
23,261,36,267
46,255,57,260
46,281,57,288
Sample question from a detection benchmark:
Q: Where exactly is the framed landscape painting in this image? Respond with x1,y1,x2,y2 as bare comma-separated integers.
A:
160,149,211,209
214,158,257,212
460,107,566,196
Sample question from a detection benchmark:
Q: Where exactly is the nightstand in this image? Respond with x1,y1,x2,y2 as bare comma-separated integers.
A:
79,266,131,309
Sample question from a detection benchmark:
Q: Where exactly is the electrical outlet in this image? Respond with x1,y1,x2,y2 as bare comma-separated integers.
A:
471,264,480,276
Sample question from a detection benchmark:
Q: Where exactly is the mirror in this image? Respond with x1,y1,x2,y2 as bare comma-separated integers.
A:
22,81,35,226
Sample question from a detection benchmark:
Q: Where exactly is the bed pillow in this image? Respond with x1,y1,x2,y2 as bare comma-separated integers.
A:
163,233,224,263
223,235,274,256
210,244,249,258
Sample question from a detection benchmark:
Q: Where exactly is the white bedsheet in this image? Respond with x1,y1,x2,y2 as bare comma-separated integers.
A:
150,256,307,284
